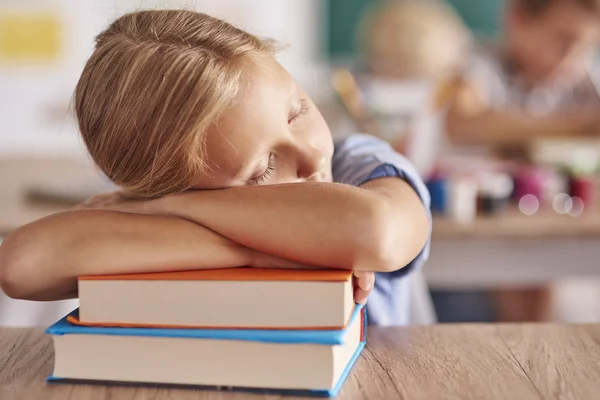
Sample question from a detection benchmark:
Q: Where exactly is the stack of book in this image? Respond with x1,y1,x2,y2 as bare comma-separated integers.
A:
46,268,366,397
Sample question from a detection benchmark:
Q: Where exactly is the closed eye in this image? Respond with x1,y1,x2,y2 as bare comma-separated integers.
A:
249,153,275,185
288,98,309,124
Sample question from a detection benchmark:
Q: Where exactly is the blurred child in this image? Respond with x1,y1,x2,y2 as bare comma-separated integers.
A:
446,0,600,321
0,10,431,326
447,0,600,151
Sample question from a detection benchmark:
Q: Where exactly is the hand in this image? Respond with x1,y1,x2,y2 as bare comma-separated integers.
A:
74,191,150,214
353,271,375,305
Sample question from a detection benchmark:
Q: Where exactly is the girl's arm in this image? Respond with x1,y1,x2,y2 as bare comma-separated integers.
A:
148,178,429,273
0,209,304,301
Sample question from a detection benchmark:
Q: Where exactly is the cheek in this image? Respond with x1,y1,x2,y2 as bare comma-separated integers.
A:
539,47,566,72
191,171,235,190
524,33,545,57
521,35,556,71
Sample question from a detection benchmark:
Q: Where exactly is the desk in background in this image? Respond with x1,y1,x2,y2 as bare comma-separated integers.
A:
1,323,600,399
427,208,600,290
0,157,99,237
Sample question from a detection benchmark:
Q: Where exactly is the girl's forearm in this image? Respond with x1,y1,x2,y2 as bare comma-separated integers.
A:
0,210,257,301
151,182,413,272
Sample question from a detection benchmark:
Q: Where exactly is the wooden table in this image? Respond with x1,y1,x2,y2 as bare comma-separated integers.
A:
1,324,600,400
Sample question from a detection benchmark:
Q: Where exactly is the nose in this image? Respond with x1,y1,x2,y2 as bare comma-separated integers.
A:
296,142,325,180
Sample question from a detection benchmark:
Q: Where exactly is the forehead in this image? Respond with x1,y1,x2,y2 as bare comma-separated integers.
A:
200,57,295,183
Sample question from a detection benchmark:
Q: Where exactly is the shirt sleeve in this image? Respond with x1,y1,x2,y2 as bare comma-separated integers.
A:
571,63,600,108
332,133,432,278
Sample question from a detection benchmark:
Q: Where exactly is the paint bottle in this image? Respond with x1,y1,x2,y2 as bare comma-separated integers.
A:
569,175,596,212
513,166,545,207
448,176,478,223
477,172,514,215
426,177,448,214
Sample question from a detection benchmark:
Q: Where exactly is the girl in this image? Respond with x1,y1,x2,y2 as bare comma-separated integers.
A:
0,10,430,326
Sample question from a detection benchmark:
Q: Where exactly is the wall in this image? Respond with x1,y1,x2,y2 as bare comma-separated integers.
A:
326,0,503,59
0,0,96,157
0,0,325,157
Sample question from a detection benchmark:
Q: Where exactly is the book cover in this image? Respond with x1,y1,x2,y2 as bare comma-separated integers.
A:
46,305,366,397
78,267,354,282
77,268,356,330
47,304,364,345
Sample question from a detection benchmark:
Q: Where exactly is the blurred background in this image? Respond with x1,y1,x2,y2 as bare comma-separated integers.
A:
1,0,600,326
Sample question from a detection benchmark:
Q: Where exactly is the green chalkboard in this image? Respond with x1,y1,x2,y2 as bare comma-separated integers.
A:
326,0,504,58
449,0,503,36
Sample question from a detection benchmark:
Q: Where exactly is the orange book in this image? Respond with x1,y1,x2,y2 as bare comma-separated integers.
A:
77,267,355,330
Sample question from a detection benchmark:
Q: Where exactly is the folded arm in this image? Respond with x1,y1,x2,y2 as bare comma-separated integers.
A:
0,210,304,301
149,178,430,273
445,81,600,145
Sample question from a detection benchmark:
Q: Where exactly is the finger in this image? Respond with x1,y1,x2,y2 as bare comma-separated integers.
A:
354,286,370,304
354,272,374,291
353,270,369,278
353,272,374,304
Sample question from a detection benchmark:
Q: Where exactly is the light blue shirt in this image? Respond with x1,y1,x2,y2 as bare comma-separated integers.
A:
332,134,432,326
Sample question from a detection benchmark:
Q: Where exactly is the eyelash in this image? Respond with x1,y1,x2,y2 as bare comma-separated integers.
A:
249,100,308,185
250,153,275,185
288,99,309,124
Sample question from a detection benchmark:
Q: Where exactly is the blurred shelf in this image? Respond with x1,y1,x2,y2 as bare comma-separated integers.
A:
432,207,600,241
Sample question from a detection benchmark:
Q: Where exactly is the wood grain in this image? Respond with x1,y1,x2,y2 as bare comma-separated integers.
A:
497,324,600,400
359,325,541,400
2,324,599,399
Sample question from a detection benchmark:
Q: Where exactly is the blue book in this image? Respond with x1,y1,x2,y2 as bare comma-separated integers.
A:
46,304,366,397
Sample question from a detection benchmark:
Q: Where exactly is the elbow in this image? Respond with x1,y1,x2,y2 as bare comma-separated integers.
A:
0,232,39,300
354,198,429,273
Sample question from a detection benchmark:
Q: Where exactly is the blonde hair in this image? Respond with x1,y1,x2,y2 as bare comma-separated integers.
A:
75,10,276,198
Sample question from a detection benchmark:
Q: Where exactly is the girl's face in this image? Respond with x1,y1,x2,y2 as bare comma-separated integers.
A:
193,57,334,190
